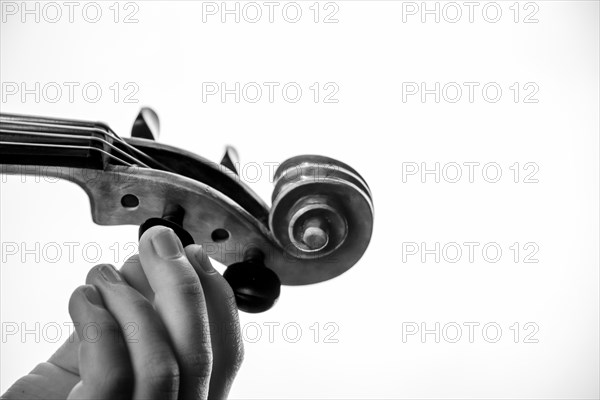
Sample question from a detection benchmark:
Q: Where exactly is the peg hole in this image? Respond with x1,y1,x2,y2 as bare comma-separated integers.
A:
121,194,139,208
211,228,230,242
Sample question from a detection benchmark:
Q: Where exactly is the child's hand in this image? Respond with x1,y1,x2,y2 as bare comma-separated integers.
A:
2,226,244,400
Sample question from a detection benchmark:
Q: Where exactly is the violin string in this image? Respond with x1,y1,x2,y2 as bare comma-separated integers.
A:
0,117,156,167
0,128,151,168
1,115,123,142
0,114,173,171
0,141,135,167
98,124,170,170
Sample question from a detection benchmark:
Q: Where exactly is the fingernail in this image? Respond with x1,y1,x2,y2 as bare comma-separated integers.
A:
99,264,123,284
194,246,216,274
151,228,184,259
82,285,102,306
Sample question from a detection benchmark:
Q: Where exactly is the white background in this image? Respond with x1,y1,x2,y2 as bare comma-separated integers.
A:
1,1,599,398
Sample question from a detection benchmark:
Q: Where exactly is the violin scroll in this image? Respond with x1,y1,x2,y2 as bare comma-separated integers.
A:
269,155,374,273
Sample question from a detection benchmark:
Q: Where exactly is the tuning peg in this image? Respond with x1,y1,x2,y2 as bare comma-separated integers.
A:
131,107,160,140
223,252,281,313
138,204,195,247
220,145,239,175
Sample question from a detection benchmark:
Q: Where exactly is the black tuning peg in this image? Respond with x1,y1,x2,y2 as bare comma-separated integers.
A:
139,204,194,247
131,107,160,140
223,252,281,313
139,205,280,313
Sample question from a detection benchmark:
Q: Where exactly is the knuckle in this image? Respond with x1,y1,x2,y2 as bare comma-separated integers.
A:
221,286,245,372
140,356,180,393
173,279,204,296
179,349,213,378
227,332,245,373
100,364,135,391
211,321,244,374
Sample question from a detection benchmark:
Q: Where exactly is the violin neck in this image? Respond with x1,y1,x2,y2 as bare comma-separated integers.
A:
0,113,117,170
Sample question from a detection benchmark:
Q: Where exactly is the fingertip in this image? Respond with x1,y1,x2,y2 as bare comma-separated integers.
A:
119,255,140,284
85,265,101,284
68,285,86,317
85,263,120,285
68,284,99,316
68,284,108,344
82,284,103,305
138,226,199,291
139,225,175,252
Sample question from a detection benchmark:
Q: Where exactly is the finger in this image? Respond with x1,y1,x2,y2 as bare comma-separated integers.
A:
67,285,133,400
138,226,212,400
87,264,180,400
47,332,80,376
186,245,244,400
1,362,80,400
46,253,153,380
120,254,155,301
